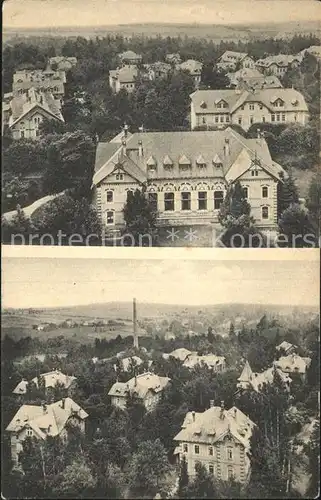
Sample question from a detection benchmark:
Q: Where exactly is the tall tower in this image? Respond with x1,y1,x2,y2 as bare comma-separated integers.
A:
133,298,138,349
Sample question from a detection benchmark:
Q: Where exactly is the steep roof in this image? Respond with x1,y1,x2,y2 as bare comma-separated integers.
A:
191,88,308,114
118,356,144,371
237,360,292,391
237,360,253,382
174,405,255,448
6,398,88,437
119,50,142,61
9,87,64,127
93,127,285,187
219,51,249,62
183,354,226,369
108,371,171,399
169,348,193,362
256,53,303,67
276,341,298,352
31,370,76,390
274,354,311,374
179,59,202,74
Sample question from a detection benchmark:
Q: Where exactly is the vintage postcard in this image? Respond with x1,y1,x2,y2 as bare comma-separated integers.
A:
1,0,320,248
1,246,320,498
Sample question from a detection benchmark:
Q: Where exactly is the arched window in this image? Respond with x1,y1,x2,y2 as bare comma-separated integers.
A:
262,206,269,220
262,186,268,198
214,191,224,210
106,190,113,203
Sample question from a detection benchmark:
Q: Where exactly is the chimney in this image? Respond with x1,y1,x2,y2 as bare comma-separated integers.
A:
123,123,129,138
134,375,137,386
122,139,127,156
234,408,237,419
257,128,261,139
42,403,47,414
61,398,66,409
210,399,214,408
138,139,143,157
223,138,230,157
220,401,225,419
192,411,195,422
133,298,138,349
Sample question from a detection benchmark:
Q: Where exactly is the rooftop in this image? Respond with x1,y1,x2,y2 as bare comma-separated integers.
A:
6,398,88,438
174,405,255,447
93,127,286,187
108,371,171,399
9,87,64,127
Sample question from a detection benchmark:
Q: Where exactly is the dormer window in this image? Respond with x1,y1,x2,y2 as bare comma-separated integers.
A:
147,155,157,170
212,154,223,167
179,154,191,169
291,99,298,106
273,98,284,107
196,154,206,168
200,101,207,109
163,154,173,169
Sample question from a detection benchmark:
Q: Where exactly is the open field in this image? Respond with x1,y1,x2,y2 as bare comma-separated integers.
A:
3,20,320,43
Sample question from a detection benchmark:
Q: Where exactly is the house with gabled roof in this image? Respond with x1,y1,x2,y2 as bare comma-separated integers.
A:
275,341,298,356
119,50,142,65
13,369,77,396
12,67,66,101
108,371,171,411
6,398,88,464
92,125,286,231
227,68,283,91
237,360,292,392
173,400,256,482
109,65,139,93
49,56,77,71
190,88,309,131
179,59,203,87
217,51,255,72
274,353,311,381
255,54,303,76
4,87,64,140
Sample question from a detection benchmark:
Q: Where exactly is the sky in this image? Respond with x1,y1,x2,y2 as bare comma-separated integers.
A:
3,0,321,28
2,253,319,308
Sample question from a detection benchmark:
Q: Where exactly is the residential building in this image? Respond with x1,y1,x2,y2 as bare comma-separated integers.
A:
108,371,171,411
237,360,292,392
12,67,66,102
49,56,77,71
13,369,77,396
92,126,286,232
109,65,139,93
274,353,311,381
217,51,255,72
179,59,203,87
118,50,142,65
173,401,256,482
6,398,88,464
275,341,298,356
165,348,194,362
144,61,172,80
115,355,144,372
183,354,226,372
227,68,283,91
299,45,321,60
3,87,64,140
255,54,303,76
190,88,309,131
166,53,181,65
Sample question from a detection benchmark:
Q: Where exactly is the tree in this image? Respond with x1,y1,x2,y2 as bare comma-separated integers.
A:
122,187,158,246
229,322,235,339
32,194,102,245
43,131,96,194
178,456,189,498
278,203,316,248
200,63,230,89
304,420,320,497
277,172,299,217
2,208,34,244
54,457,97,498
183,462,217,498
127,438,171,497
219,181,264,248
207,327,214,343
306,171,321,237
39,118,66,136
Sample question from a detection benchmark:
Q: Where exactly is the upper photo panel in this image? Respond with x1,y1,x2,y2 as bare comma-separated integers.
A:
2,0,320,248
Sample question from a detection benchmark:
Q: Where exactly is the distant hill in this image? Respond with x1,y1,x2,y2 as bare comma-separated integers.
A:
3,20,320,43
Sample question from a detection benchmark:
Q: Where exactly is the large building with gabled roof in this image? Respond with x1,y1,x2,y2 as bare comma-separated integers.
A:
173,401,256,482
92,126,286,231
6,398,88,464
190,88,309,131
108,372,171,411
